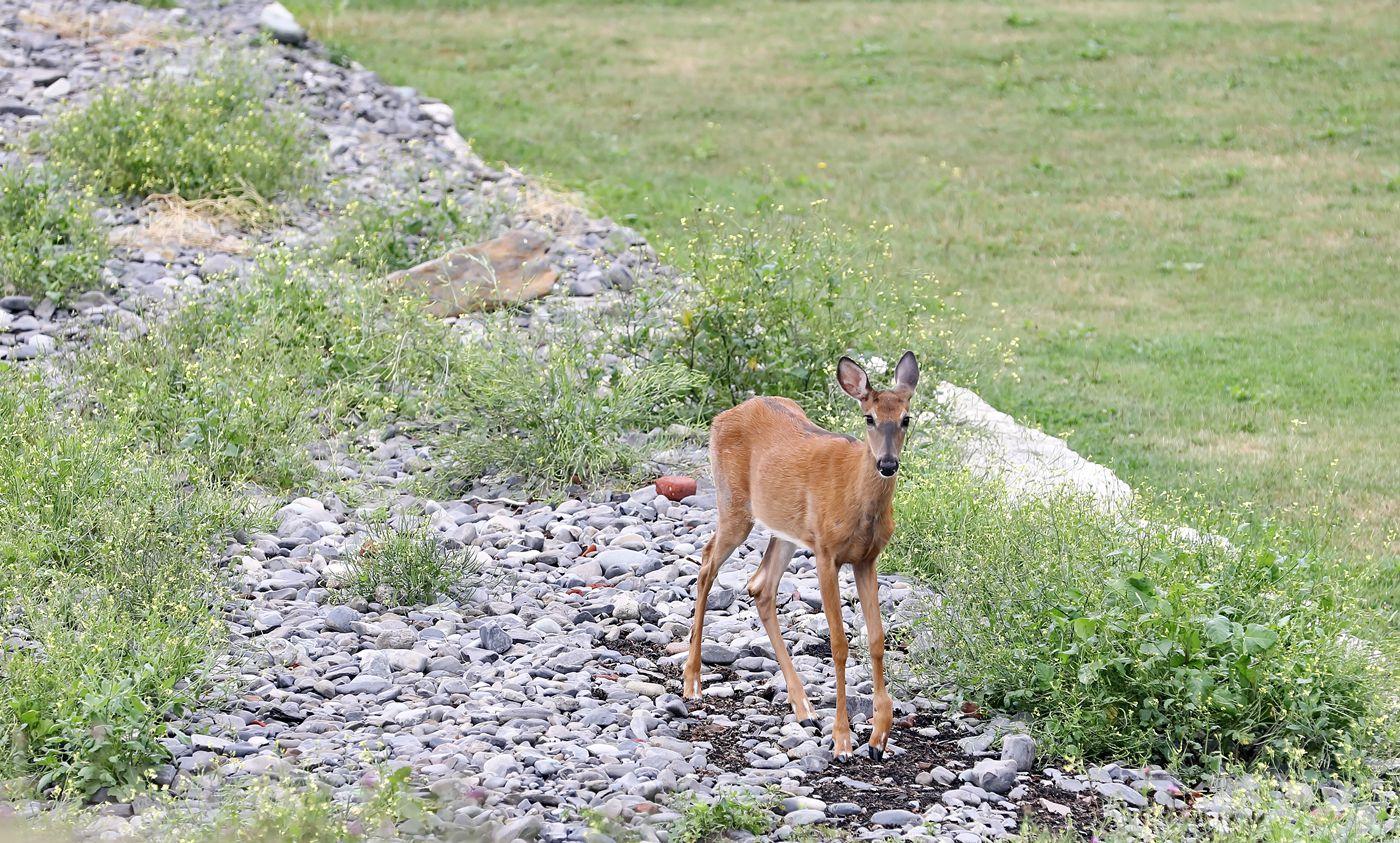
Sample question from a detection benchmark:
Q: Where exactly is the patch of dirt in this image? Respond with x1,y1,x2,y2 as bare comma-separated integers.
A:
611,637,1103,835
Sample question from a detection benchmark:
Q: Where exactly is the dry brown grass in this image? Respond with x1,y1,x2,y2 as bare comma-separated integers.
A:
19,2,170,50
109,193,265,258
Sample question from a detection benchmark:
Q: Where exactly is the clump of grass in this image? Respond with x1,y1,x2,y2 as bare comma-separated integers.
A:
44,52,313,201
340,517,481,606
1024,775,1398,842
444,317,704,496
143,767,431,842
0,376,237,800
663,202,967,420
669,788,775,843
321,180,495,275
0,164,109,300
81,255,467,489
886,449,1389,775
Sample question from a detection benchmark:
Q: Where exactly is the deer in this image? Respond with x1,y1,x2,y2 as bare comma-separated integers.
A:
683,351,919,762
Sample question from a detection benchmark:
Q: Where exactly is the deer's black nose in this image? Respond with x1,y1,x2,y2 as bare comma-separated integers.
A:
877,457,899,477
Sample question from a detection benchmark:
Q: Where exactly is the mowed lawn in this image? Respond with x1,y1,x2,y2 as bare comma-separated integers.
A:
291,0,1398,603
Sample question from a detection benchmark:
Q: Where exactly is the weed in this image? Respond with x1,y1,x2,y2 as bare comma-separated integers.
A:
0,376,237,799
144,767,431,842
0,164,109,300
44,52,313,201
321,179,495,275
664,203,962,420
444,316,704,496
1023,774,1399,841
340,516,482,605
669,788,775,843
81,256,467,488
886,449,1389,775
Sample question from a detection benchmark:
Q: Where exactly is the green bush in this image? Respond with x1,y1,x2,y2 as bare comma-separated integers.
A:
0,164,109,299
322,183,494,275
662,203,962,418
340,517,482,605
669,788,775,843
0,377,237,799
444,317,704,496
44,53,313,201
81,257,467,489
886,450,1387,775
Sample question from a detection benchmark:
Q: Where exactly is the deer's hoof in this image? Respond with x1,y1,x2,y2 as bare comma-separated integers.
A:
836,752,853,763
869,745,884,762
800,718,820,730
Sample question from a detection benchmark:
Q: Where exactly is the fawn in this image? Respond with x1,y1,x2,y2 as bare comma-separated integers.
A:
683,352,919,760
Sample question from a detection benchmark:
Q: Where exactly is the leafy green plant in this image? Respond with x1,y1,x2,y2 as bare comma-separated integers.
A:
444,316,704,496
0,377,236,799
0,164,109,299
663,203,961,419
340,517,481,605
81,256,467,488
669,788,776,843
886,450,1388,775
44,52,313,201
1023,775,1398,842
322,182,494,275
142,767,430,842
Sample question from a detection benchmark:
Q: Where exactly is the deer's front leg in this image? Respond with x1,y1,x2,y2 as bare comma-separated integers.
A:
816,556,852,760
854,560,893,760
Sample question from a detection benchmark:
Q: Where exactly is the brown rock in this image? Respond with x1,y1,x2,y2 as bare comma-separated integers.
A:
386,228,558,317
656,475,697,501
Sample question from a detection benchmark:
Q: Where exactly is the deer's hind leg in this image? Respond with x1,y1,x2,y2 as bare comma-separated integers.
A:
747,537,816,726
683,504,753,699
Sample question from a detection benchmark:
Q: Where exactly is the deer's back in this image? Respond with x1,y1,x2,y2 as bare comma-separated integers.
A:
709,397,869,549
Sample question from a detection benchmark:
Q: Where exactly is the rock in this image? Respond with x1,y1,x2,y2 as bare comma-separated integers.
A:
968,758,1018,794
0,102,40,118
1001,733,1036,772
372,628,415,650
323,605,360,633
420,102,454,126
699,643,739,665
870,809,920,827
784,809,825,826
1096,781,1148,808
259,3,307,45
387,228,559,317
478,622,513,654
780,797,826,814
655,476,697,501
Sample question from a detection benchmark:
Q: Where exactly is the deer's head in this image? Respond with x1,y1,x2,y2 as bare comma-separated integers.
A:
837,352,919,478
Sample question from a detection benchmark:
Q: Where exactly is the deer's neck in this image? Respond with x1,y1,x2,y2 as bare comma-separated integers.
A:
842,448,897,526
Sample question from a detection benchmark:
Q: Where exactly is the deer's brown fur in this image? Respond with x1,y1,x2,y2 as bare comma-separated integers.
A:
683,352,919,761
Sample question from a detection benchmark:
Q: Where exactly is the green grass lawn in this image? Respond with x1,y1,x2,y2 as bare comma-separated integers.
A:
291,0,1398,606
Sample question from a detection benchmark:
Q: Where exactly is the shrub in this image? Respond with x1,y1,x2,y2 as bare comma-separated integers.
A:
661,203,964,419
669,788,775,843
885,449,1387,775
340,517,482,605
81,257,467,489
444,317,704,496
44,52,313,201
0,377,237,799
322,182,494,275
0,164,108,299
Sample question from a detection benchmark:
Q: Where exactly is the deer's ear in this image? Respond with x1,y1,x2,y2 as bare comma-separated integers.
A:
894,351,920,393
836,356,870,401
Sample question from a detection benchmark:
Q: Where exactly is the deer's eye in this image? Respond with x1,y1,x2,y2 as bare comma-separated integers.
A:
864,415,875,426
900,416,911,428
